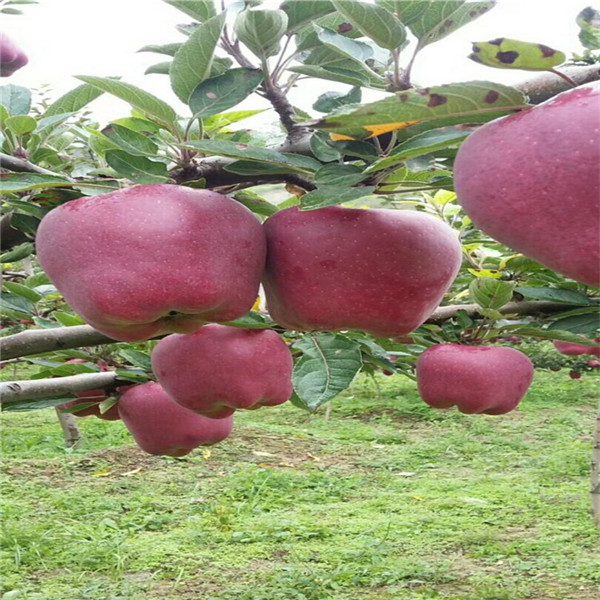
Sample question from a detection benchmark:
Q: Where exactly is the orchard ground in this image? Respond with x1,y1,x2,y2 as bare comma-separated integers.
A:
1,369,599,600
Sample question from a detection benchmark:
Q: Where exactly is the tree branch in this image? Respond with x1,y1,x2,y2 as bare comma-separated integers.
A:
0,301,581,361
0,371,120,403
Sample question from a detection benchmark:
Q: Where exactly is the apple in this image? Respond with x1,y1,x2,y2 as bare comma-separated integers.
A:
553,338,600,357
35,184,266,342
454,82,600,286
262,206,462,337
416,344,534,415
118,382,234,456
152,324,293,419
569,370,582,380
587,360,600,368
0,33,28,77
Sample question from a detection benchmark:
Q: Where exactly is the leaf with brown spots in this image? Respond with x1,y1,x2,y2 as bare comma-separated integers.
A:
310,81,527,141
469,38,566,71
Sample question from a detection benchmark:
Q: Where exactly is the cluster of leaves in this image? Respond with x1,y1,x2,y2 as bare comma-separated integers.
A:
1,0,599,414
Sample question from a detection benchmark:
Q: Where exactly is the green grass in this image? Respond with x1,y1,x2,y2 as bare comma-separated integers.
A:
1,371,599,600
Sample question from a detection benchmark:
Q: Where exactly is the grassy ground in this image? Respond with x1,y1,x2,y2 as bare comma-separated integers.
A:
1,370,599,600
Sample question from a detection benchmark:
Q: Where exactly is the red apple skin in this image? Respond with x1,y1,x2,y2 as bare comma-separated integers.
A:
35,184,266,342
416,344,534,415
0,33,28,77
569,370,582,380
118,382,234,456
553,338,600,358
454,83,600,286
262,206,462,337
152,324,293,419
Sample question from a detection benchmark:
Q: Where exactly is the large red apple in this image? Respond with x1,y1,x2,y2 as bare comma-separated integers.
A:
553,338,600,357
454,83,600,286
0,33,28,77
416,344,534,415
152,324,293,419
35,184,266,342
118,382,233,456
262,206,462,337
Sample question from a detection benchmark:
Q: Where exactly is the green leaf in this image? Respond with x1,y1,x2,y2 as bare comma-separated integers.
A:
233,189,278,217
145,61,172,75
76,76,178,130
510,325,600,343
313,86,361,113
0,84,31,115
170,12,226,103
289,64,384,88
222,312,273,329
183,139,321,172
53,311,86,326
0,173,72,193
0,242,34,263
300,185,376,210
105,150,170,183
5,115,36,136
314,163,365,186
292,333,363,410
189,68,264,118
313,81,527,141
469,277,515,310
44,83,103,117
514,287,594,305
390,0,496,49
1,292,34,316
111,117,162,134
24,272,50,288
281,0,335,33
317,28,374,64
118,349,153,370
138,42,182,56
547,312,600,335
332,0,406,50
2,397,80,412
364,126,472,173
9,214,39,237
2,281,42,302
163,0,216,22
101,123,159,156
235,9,288,58
203,108,266,133
469,38,566,71
577,7,600,50
310,131,342,162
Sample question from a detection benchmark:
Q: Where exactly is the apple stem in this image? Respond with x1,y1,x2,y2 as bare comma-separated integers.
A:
548,68,578,88
592,401,600,527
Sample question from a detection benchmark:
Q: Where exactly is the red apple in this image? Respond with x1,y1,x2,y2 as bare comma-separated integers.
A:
587,360,600,368
454,83,600,286
35,184,266,342
152,324,293,419
569,370,582,380
262,206,462,337
118,382,234,456
416,344,534,415
0,33,28,77
553,338,600,357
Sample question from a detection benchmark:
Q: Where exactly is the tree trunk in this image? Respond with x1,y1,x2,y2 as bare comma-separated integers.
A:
55,408,81,448
591,401,600,527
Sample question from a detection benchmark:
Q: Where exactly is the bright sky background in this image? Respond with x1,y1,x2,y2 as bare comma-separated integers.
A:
3,0,595,125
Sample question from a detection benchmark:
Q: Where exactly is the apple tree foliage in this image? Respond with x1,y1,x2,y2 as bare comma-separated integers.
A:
1,0,599,419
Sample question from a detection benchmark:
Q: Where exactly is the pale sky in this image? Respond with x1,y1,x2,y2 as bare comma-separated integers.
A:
2,0,595,124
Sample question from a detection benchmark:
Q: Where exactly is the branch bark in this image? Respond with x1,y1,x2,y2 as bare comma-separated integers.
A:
55,408,81,447
0,301,580,361
0,371,119,403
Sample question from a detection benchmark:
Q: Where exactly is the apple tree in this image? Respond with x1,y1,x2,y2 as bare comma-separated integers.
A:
0,0,599,522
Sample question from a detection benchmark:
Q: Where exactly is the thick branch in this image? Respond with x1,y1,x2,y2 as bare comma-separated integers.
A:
0,301,581,361
0,371,119,403
0,325,115,361
0,153,63,176
424,300,579,325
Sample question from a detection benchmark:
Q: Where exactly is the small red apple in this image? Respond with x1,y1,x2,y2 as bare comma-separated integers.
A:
454,83,600,286
36,184,266,342
152,324,293,419
118,382,234,456
262,206,462,337
569,370,582,380
0,33,28,77
553,338,600,357
587,360,600,368
416,344,534,415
